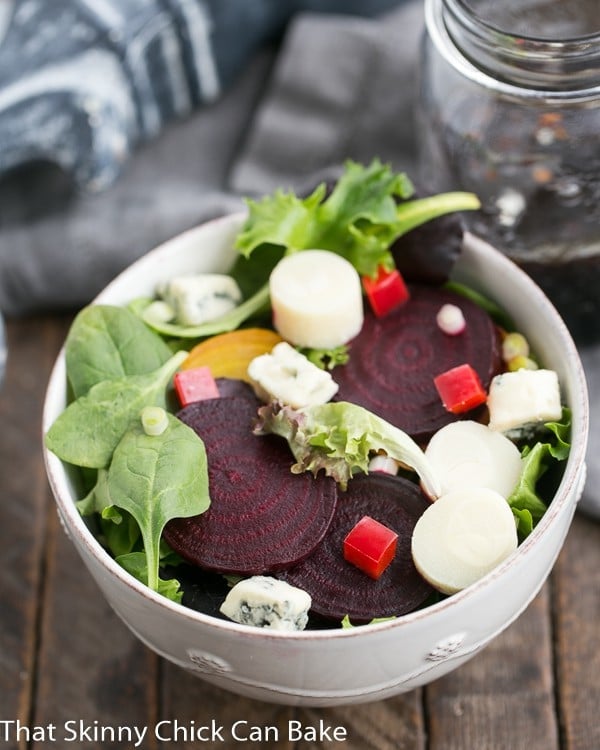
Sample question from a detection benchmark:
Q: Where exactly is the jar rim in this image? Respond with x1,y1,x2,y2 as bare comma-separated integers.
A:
426,0,600,98
451,0,600,45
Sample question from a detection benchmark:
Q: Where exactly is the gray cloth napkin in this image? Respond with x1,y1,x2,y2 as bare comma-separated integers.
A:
231,2,425,196
1,0,597,520
0,1,423,316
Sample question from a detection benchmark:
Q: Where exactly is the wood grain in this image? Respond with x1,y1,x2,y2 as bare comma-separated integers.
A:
32,508,160,750
553,515,600,750
0,318,68,748
425,585,560,750
1,315,598,750
159,666,295,750
294,692,426,749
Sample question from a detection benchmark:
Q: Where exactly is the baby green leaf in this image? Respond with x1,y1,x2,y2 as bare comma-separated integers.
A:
100,512,142,557
77,468,110,517
140,283,271,339
116,552,183,603
508,408,571,538
106,413,210,592
45,351,187,468
66,305,172,398
235,159,480,278
255,400,441,498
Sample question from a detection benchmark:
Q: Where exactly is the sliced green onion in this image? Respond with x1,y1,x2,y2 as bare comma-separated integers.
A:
141,406,169,436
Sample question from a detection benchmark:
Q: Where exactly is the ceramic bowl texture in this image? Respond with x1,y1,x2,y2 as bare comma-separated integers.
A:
43,213,589,706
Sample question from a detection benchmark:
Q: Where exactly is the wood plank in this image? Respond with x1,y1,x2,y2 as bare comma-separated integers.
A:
0,317,69,746
159,664,295,750
294,692,425,749
32,507,160,750
553,514,600,750
159,667,425,750
425,585,559,750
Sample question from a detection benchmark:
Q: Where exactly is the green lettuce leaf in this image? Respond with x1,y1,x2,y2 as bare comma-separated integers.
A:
508,409,571,538
236,159,480,278
254,400,441,498
297,344,350,371
341,614,396,628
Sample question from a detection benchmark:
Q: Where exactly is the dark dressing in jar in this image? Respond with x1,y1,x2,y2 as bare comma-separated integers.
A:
418,0,600,343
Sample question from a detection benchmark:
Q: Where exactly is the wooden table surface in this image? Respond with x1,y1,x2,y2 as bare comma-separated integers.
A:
1,313,599,750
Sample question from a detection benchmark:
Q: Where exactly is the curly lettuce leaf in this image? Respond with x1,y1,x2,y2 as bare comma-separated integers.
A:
254,400,441,498
298,344,350,371
236,159,480,278
508,409,571,538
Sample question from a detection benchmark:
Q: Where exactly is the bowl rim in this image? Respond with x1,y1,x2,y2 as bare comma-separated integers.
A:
42,212,589,641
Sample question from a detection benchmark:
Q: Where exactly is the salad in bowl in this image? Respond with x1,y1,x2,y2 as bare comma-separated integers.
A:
42,160,587,704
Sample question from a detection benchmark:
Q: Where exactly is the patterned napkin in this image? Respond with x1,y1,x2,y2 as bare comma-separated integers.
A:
0,0,413,315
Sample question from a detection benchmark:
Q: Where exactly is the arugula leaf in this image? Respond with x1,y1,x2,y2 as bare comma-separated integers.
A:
45,351,187,468
65,305,172,398
444,280,515,331
106,413,210,592
508,409,571,538
236,159,480,277
254,400,441,498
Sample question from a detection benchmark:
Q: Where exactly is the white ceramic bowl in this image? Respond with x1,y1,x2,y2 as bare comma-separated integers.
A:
43,213,588,706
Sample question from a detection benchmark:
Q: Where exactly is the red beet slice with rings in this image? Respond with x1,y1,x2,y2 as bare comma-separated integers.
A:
163,397,338,575
214,377,259,401
278,473,434,622
334,284,502,443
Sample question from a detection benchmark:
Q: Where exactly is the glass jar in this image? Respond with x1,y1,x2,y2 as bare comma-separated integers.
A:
418,0,600,344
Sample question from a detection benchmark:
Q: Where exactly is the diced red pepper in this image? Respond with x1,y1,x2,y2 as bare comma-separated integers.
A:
174,366,219,407
433,363,487,414
343,515,398,580
362,266,410,318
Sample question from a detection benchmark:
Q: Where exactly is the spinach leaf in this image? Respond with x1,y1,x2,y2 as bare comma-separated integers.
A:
116,552,183,603
77,468,113,516
106,413,210,592
66,305,172,398
140,283,271,339
45,351,187,468
101,512,141,557
77,470,142,556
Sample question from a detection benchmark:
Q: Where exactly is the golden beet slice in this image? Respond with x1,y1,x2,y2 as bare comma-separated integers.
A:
182,328,283,382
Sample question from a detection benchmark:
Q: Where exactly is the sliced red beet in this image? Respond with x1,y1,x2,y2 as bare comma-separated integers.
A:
278,473,433,622
334,284,502,443
163,397,338,575
215,377,260,402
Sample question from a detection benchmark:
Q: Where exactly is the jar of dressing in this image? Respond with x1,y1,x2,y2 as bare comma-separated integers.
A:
418,0,600,344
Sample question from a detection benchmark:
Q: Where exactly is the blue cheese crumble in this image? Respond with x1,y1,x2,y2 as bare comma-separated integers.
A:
487,368,562,435
157,274,242,326
219,576,311,631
